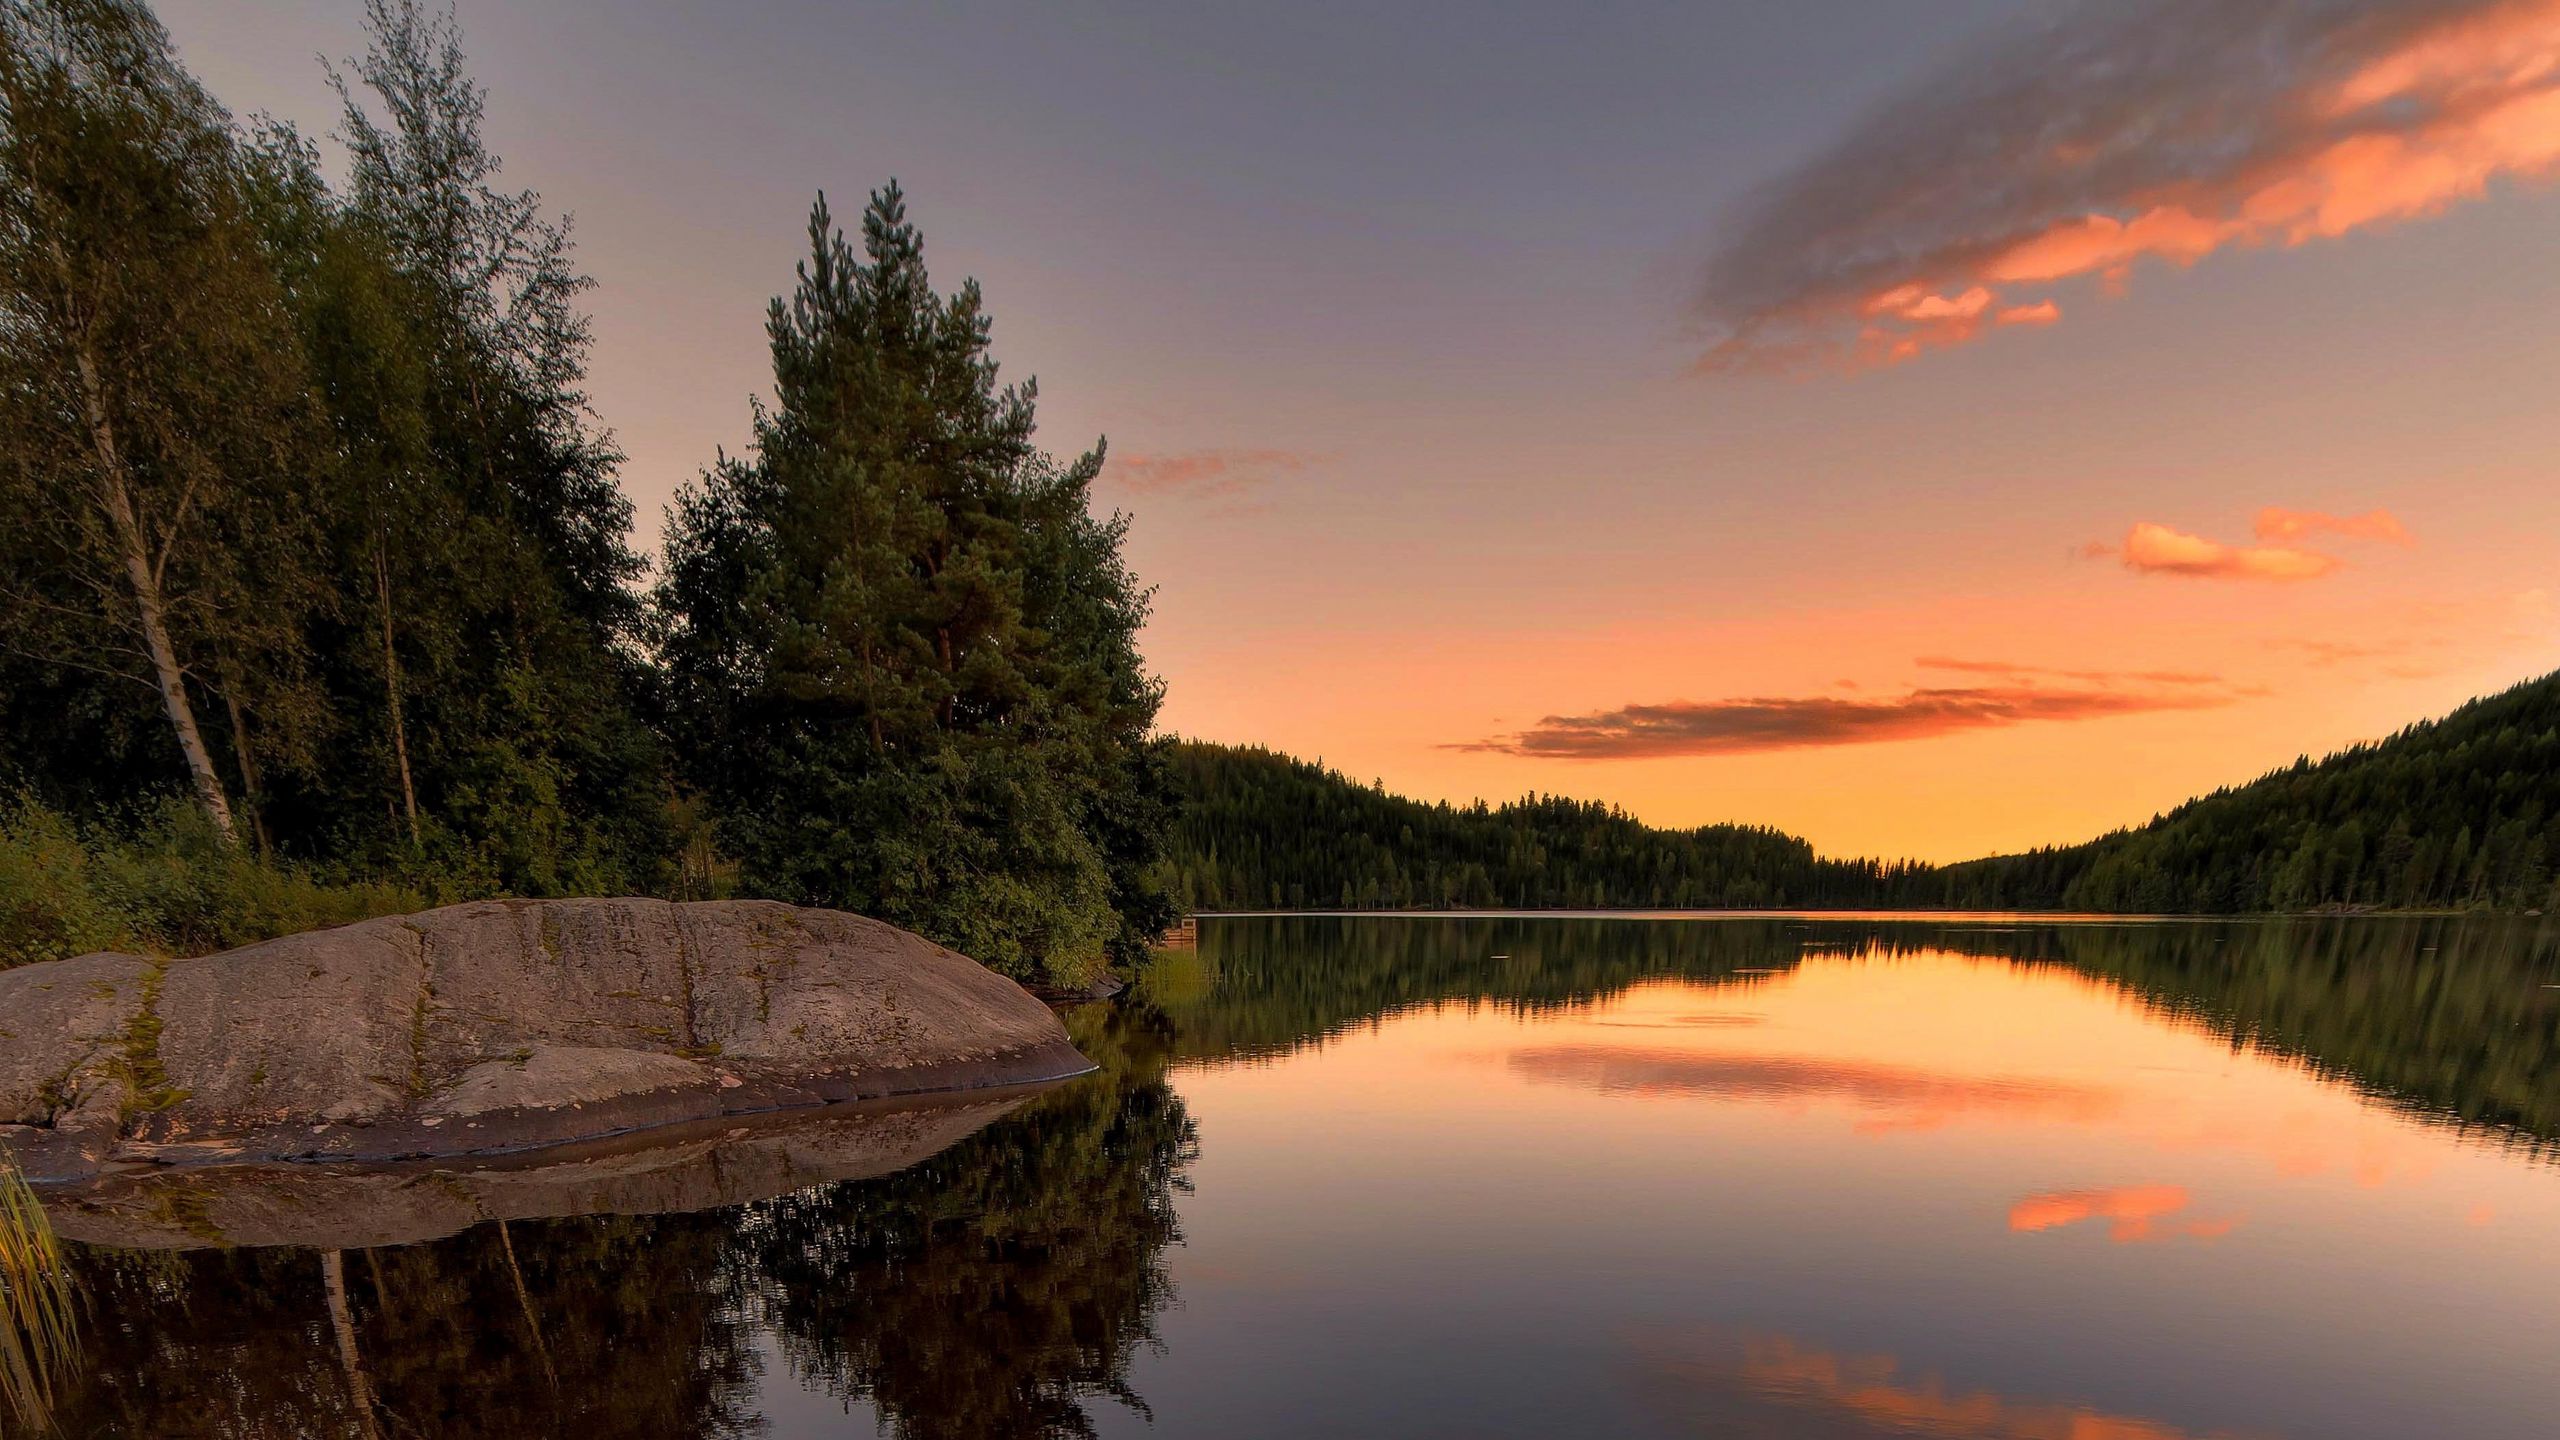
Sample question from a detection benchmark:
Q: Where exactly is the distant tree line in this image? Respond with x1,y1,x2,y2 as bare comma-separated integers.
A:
1163,741,1927,912
0,0,1171,982
1920,672,2560,913
1167,668,2560,917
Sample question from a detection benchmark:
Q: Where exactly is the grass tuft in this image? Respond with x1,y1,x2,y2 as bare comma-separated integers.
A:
0,1155,78,1433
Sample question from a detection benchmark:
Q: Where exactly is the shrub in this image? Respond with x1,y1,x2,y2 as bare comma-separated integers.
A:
0,796,424,969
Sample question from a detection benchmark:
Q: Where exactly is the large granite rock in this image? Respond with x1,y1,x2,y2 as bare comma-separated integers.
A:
0,897,1091,1183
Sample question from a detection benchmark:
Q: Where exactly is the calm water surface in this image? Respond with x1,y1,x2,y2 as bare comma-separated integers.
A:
37,914,2560,1437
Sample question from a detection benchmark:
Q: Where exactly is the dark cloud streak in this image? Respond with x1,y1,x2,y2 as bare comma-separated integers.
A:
1453,682,2234,759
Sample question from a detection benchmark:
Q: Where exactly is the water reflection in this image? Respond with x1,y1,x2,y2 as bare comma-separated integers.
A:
739,1002,1196,1440
19,914,2560,1437
1154,913,2560,1144
2006,1185,2239,1244
1134,919,2560,1439
1504,1044,2120,1130
1629,1329,2265,1439
63,1219,756,1436
45,1003,1196,1439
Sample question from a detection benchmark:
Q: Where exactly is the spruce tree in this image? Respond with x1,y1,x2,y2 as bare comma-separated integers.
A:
658,186,1174,982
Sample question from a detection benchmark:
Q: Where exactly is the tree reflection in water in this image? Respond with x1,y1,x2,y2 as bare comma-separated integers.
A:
48,1000,1196,1440
742,1002,1195,1439
1157,913,2560,1145
34,913,2560,1437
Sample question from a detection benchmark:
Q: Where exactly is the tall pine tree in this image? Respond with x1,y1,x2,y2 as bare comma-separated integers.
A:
657,186,1173,982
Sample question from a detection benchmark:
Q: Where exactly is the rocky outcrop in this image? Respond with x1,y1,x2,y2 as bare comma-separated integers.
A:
0,898,1091,1183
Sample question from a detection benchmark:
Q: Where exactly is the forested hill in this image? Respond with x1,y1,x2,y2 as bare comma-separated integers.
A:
1930,670,2560,913
1165,669,2560,915
1162,741,1924,911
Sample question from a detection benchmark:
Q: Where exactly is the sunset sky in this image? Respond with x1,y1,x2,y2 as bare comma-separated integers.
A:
158,0,2560,862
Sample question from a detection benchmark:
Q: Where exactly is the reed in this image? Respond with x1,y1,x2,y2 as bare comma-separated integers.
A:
0,1156,76,1435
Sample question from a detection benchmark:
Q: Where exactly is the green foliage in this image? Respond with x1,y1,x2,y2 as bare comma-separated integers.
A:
656,186,1174,984
0,1151,76,1435
0,0,675,898
0,796,422,970
1,2,1186,973
0,0,332,843
1150,913,2560,1143
1926,670,2560,913
1164,740,1918,911
1171,671,2560,917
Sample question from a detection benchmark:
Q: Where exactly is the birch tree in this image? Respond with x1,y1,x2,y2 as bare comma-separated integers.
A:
0,0,323,843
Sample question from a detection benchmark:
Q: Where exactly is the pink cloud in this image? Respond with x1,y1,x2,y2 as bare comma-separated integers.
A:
1504,1046,2120,1131
2272,636,2412,666
1696,0,2560,370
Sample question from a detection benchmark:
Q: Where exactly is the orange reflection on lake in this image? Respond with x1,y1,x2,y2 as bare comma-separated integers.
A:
1634,1328,2270,1439
1155,921,2560,1438
2007,1185,2238,1243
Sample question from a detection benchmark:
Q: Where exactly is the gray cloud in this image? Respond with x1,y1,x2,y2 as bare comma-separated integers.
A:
1693,0,2557,368
1452,682,2234,759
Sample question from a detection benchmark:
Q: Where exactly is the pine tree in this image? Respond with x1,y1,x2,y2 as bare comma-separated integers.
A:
658,186,1172,982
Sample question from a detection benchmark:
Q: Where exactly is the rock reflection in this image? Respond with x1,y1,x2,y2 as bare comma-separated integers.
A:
45,1001,1197,1439
47,1088,1040,1251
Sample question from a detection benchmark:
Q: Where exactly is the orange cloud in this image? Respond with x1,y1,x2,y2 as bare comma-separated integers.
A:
1634,1329,2270,1439
2109,522,2341,581
1452,681,2235,759
2251,506,2414,545
1984,205,2238,285
2008,1184,2241,1243
1111,447,1315,497
1695,0,2560,369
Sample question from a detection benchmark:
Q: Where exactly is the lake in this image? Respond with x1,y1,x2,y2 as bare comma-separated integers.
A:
34,913,2560,1438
